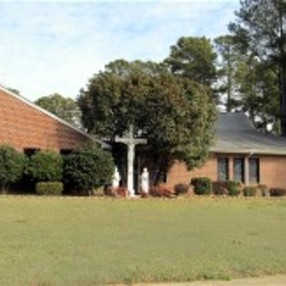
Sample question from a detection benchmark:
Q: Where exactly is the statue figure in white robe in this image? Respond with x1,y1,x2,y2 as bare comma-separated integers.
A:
141,167,149,194
112,167,120,189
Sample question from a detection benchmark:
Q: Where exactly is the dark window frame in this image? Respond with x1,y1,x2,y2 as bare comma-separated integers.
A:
217,157,229,181
233,157,245,183
249,157,260,184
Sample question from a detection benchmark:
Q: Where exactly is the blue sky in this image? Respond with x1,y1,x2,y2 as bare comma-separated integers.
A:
0,0,239,101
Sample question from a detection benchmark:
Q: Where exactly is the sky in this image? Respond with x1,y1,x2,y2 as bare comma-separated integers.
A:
0,0,240,101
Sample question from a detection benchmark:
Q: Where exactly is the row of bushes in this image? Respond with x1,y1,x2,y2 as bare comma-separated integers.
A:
0,144,114,195
182,177,286,197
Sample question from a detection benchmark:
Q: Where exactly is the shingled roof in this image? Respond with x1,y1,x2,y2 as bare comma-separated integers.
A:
211,113,286,155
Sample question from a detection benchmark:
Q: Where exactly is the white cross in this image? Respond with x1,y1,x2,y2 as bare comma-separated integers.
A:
115,124,147,197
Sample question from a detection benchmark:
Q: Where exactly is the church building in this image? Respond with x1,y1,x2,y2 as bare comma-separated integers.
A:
0,85,107,155
167,113,286,190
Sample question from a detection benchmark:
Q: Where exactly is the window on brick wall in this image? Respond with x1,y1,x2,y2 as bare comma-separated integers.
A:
249,158,260,184
217,157,229,181
24,148,39,157
233,157,244,183
60,149,73,155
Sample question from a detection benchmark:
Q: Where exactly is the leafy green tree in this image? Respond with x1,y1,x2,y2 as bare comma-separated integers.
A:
35,93,82,128
234,55,279,131
27,150,63,182
78,60,216,184
229,0,286,135
0,145,27,192
63,143,114,195
164,36,217,87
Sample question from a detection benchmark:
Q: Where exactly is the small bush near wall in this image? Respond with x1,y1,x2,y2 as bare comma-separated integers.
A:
269,188,286,197
227,181,241,197
243,186,257,197
174,183,190,195
63,143,114,196
258,184,269,197
191,177,212,195
36,182,63,196
213,181,228,195
0,145,27,193
149,184,174,198
27,150,63,182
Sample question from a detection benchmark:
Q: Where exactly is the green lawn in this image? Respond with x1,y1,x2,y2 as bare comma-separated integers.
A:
0,196,286,285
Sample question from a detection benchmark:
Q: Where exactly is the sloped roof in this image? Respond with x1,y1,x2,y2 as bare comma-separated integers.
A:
0,85,109,149
211,113,286,155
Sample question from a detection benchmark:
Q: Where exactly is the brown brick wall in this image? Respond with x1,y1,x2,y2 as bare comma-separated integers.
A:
260,155,286,189
0,89,89,152
167,153,286,189
167,154,217,187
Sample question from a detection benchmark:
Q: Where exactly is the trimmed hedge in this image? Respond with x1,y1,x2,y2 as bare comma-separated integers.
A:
63,143,114,195
243,186,257,197
258,184,269,196
227,181,241,196
191,177,212,195
27,150,63,182
36,182,63,196
174,183,190,195
213,181,228,195
269,188,286,197
0,145,27,192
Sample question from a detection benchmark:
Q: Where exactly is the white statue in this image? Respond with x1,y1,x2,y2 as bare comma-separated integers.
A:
141,167,149,194
112,167,120,189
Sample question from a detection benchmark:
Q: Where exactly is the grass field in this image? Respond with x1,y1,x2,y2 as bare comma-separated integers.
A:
0,196,286,285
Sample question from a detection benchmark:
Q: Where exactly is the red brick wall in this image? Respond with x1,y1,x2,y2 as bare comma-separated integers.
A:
167,153,286,189
0,89,89,152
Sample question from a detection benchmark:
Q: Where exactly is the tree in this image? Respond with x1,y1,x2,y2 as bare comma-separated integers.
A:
233,55,279,130
164,36,217,88
229,0,286,135
0,145,27,192
35,93,82,128
78,60,216,184
214,35,239,111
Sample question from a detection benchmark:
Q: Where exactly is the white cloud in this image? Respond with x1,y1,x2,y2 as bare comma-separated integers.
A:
0,1,239,100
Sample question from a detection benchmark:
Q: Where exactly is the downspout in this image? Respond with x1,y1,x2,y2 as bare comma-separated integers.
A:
244,149,254,186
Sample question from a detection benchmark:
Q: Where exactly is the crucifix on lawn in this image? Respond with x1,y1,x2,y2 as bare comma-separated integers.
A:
115,124,147,197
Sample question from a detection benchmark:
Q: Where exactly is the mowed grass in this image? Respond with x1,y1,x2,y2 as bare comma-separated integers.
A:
0,196,286,285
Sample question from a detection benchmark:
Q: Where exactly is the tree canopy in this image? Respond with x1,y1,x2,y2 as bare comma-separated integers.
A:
35,93,82,128
228,0,286,134
164,36,217,88
78,60,216,183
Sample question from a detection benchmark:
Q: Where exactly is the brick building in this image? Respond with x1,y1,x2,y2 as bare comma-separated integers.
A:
0,85,107,154
167,113,286,189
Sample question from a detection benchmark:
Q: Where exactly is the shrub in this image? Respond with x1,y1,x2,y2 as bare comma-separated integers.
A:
243,186,257,197
115,187,128,197
27,150,63,182
212,181,228,195
227,181,241,196
36,182,63,196
0,145,27,192
174,183,190,195
191,177,212,195
63,143,114,195
269,188,286,197
149,184,174,198
258,184,269,197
